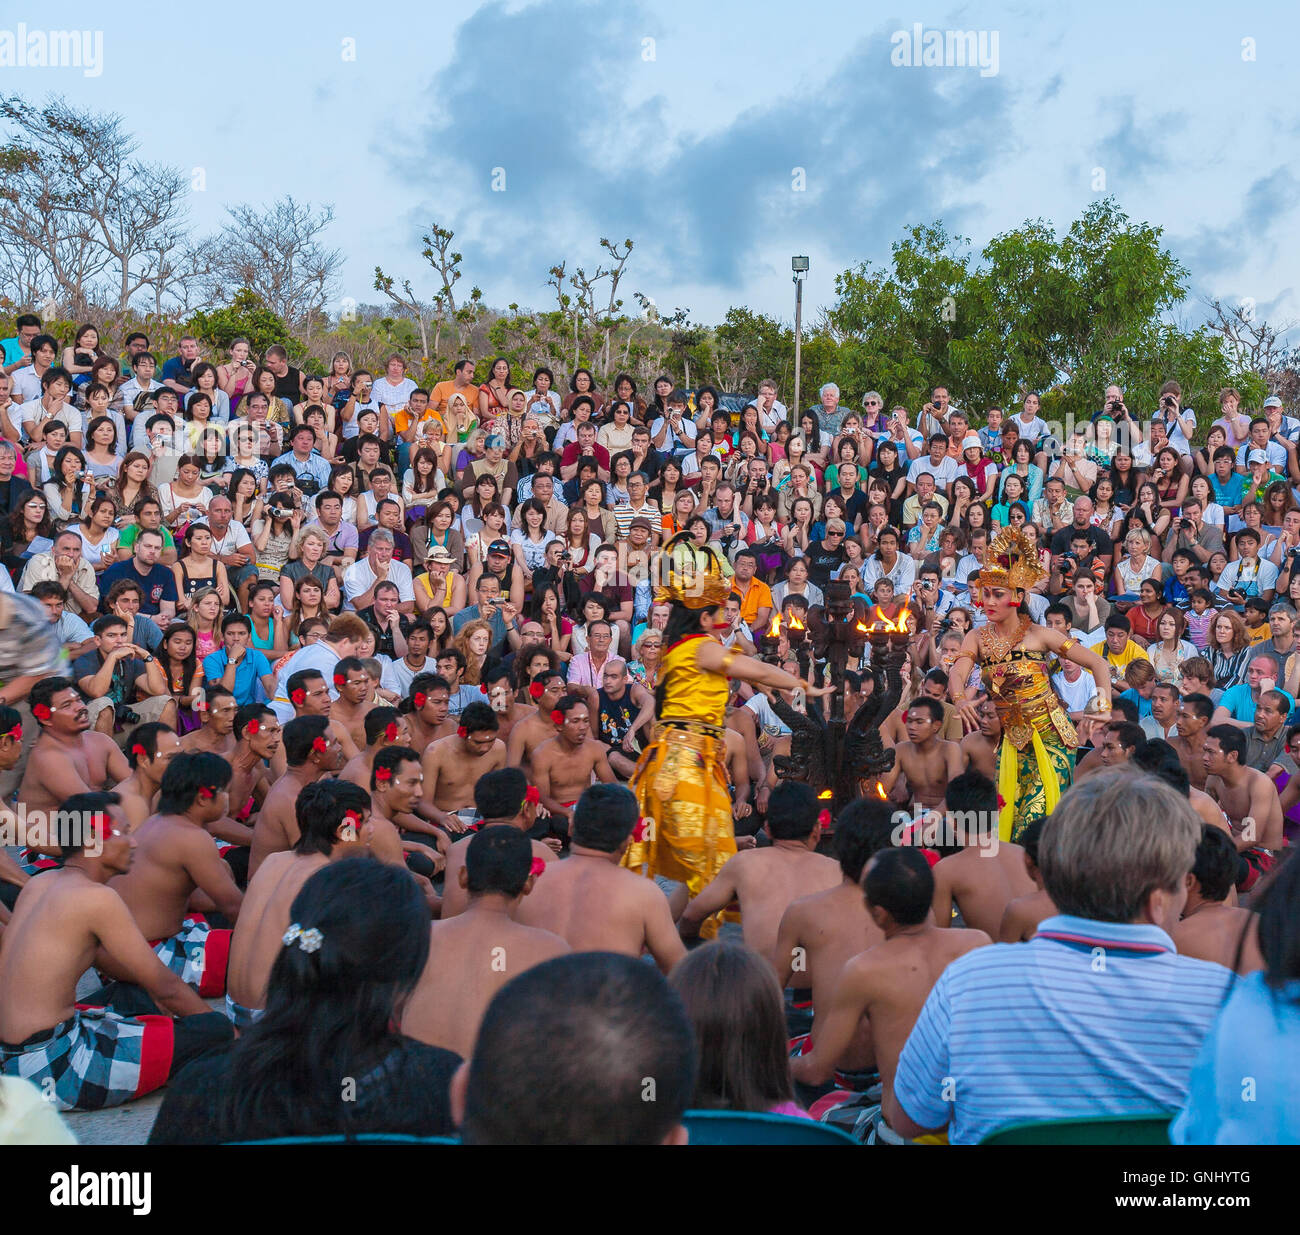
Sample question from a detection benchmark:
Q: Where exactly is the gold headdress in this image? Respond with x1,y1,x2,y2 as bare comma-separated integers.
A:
654,531,733,610
978,527,1047,592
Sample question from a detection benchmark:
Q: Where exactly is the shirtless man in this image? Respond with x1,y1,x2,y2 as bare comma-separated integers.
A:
504,670,566,779
227,704,285,828
0,791,232,1110
102,752,244,997
1133,738,1232,837
286,667,360,762
421,701,507,834
248,715,344,880
680,782,840,958
400,673,455,753
327,656,374,754
959,696,1001,781
0,708,32,926
774,799,895,1074
1173,692,1214,790
113,722,182,832
1203,724,1285,891
997,819,1058,942
368,745,447,886
1172,824,1264,974
795,847,990,1141
402,826,570,1058
930,771,1035,934
482,665,528,746
440,768,560,918
340,705,409,788
515,783,686,973
180,685,238,759
531,695,617,837
880,672,964,746
18,676,128,827
224,779,371,1028
880,697,963,812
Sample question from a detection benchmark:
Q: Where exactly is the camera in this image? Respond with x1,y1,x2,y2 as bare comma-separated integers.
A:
1161,395,1175,408
115,705,141,727
1179,518,1192,531
559,551,571,562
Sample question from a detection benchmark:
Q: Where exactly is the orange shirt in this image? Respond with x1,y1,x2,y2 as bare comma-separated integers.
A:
731,576,774,627
430,379,478,416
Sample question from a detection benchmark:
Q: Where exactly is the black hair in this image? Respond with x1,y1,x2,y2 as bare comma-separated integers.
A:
833,798,898,883
333,655,365,685
1206,723,1247,763
125,722,175,768
465,825,533,897
571,783,639,852
234,703,274,741
864,846,934,926
221,612,252,634
463,952,696,1145
222,859,430,1140
1133,739,1190,795
474,767,528,821
766,781,819,841
294,779,371,857
287,668,325,704
157,751,233,814
363,706,403,746
30,675,76,723
1019,817,1046,866
1109,721,1147,756
1104,613,1131,632
905,696,944,725
283,715,330,766
1112,697,1139,724
371,744,420,791
0,704,20,739
944,769,998,818
53,791,122,855
458,701,498,734
1191,824,1240,903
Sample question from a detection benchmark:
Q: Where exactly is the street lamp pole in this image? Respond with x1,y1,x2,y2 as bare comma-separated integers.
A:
791,256,808,426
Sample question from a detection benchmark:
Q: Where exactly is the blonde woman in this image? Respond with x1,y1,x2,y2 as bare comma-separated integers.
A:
280,525,342,612
185,586,225,662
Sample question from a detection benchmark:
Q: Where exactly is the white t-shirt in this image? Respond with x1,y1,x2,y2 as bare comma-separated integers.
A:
1052,669,1098,714
343,556,414,608
372,376,418,411
197,517,252,557
906,455,959,488
745,693,792,738
10,366,43,405
158,482,212,521
269,641,342,723
381,654,429,696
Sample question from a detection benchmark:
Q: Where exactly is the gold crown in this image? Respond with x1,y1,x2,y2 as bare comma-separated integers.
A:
654,532,733,610
978,527,1047,592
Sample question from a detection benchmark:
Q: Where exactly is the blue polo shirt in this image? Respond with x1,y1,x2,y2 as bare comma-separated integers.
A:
892,915,1233,1144
202,647,273,706
1217,681,1295,724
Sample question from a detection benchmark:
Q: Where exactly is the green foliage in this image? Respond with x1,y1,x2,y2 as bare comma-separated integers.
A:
187,289,291,358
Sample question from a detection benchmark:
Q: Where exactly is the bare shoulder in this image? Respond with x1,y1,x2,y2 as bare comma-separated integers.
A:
951,926,993,952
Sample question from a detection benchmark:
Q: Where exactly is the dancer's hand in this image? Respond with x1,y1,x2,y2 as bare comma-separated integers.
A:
954,696,981,730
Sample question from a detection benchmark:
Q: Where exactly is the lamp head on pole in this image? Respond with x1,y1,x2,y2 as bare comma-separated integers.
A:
791,255,810,276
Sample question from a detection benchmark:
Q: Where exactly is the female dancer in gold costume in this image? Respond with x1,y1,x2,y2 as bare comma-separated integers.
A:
947,528,1112,842
622,533,829,935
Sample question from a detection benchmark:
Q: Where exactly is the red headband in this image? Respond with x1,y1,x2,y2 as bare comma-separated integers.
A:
384,722,398,742
375,766,392,782
291,688,306,706
32,703,51,721
528,682,544,700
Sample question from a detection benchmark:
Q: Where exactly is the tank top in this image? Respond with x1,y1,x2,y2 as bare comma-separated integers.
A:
178,558,217,599
250,617,277,654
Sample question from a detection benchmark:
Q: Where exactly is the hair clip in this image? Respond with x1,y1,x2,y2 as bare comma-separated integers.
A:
282,922,324,953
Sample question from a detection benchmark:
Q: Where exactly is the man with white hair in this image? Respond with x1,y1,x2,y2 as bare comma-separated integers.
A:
812,382,846,436
343,528,415,616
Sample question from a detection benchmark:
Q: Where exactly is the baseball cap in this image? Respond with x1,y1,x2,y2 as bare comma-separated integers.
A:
1264,396,1283,409
1248,449,1269,464
488,539,511,556
629,517,653,532
427,546,455,565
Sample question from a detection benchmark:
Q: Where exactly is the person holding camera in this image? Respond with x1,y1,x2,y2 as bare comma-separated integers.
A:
73,612,177,743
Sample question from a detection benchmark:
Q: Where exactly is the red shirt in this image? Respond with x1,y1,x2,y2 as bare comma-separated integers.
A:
560,441,611,471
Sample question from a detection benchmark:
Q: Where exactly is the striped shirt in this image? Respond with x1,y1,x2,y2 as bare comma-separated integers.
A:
892,914,1233,1144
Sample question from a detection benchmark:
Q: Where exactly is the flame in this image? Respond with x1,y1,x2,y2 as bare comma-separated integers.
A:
817,789,833,800
874,781,888,800
854,620,870,634
787,614,806,632
870,598,913,635
766,613,782,638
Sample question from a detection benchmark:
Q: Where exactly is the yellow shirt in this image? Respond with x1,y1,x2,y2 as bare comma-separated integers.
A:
660,634,730,727
1089,638,1150,672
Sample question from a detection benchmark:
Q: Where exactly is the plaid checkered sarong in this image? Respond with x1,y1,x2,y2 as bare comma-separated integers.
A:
224,993,264,1031
0,1007,173,1111
151,917,232,998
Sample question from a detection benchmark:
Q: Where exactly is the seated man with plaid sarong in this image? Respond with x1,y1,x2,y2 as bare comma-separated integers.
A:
0,793,232,1111
97,752,244,1000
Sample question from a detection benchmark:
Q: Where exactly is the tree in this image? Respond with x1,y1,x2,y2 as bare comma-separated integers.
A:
714,307,793,393
187,288,291,359
0,94,194,314
202,196,341,331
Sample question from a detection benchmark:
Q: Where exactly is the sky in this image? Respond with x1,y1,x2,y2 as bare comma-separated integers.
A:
4,0,1299,335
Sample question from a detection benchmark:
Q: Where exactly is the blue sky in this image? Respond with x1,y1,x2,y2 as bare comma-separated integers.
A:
6,0,1299,332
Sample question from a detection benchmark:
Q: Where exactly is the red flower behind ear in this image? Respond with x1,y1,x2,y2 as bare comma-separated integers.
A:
375,766,392,782
291,688,306,706
528,682,543,700
457,725,468,738
480,683,488,694
246,719,260,735
334,673,346,686
32,704,51,722
198,787,215,800
88,812,109,840
817,809,831,828
530,858,546,876
5,724,21,740
632,817,647,843
413,692,427,709
131,743,146,759
550,709,564,725
525,786,540,805
312,736,328,754
384,722,398,742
